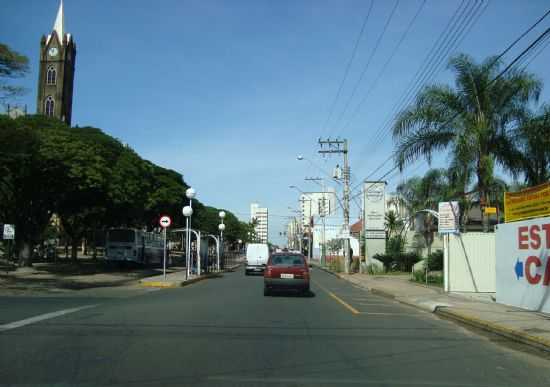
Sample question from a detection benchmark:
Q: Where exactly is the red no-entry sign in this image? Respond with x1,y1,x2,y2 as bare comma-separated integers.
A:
159,215,172,228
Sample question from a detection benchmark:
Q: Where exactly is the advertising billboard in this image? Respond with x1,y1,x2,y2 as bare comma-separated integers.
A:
363,181,386,231
496,216,550,313
504,182,550,223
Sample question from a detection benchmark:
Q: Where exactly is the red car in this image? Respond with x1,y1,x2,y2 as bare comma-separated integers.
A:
263,253,310,296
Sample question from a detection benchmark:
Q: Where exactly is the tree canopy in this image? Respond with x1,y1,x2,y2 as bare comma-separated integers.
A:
0,43,29,104
0,115,252,264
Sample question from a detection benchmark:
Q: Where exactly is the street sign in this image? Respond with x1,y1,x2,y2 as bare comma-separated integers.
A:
3,224,15,240
365,230,385,239
484,207,497,214
159,215,172,228
438,201,459,234
496,216,550,313
504,182,550,223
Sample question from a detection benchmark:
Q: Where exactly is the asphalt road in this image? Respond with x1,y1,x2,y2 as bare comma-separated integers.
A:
1,267,549,387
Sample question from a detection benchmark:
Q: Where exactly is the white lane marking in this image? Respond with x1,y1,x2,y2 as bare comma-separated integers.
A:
0,304,98,332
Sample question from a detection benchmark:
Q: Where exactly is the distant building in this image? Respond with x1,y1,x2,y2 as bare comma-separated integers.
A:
250,202,268,243
36,1,76,126
2,104,27,119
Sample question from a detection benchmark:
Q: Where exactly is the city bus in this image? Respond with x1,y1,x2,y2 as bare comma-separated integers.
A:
105,228,164,265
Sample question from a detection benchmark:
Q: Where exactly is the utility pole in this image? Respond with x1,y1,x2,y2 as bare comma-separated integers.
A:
318,138,350,274
305,177,327,266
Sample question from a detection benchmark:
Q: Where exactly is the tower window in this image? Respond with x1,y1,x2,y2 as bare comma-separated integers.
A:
46,66,56,85
45,96,55,117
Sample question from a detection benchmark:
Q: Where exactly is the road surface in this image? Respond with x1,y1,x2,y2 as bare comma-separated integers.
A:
1,267,549,386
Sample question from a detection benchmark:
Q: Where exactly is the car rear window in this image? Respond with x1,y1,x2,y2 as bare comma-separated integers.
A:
270,255,305,266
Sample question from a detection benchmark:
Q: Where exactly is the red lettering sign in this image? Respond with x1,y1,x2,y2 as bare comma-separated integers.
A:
525,256,542,285
518,226,529,249
542,224,550,248
530,225,541,249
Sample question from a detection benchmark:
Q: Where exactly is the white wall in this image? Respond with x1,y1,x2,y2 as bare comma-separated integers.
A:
448,233,496,292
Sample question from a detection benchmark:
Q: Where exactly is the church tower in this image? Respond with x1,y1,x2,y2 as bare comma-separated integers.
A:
37,1,76,126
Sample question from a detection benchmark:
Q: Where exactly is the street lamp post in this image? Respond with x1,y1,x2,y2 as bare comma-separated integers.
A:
184,187,196,279
219,211,226,271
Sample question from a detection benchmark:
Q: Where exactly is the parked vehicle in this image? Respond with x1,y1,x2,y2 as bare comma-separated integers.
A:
245,243,269,275
105,228,164,265
263,253,310,296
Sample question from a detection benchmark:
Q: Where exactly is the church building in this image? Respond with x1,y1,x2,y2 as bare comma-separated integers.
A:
36,1,76,126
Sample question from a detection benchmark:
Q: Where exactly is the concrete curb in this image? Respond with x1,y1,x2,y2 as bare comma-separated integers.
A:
139,273,221,288
315,265,550,353
436,308,550,354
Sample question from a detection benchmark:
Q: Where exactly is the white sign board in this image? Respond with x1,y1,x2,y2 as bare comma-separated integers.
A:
438,201,459,233
496,216,550,313
3,224,15,240
363,181,386,231
159,215,172,228
365,230,385,239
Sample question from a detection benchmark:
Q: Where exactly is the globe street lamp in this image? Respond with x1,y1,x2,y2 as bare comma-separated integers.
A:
218,211,226,268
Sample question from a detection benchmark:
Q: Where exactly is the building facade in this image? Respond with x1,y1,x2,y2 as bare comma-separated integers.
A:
36,1,76,126
250,203,269,244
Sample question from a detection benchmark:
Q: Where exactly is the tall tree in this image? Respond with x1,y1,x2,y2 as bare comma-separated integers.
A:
498,104,550,186
392,54,541,228
0,43,29,104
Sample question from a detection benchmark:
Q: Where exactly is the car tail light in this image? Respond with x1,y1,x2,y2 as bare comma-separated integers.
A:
265,267,272,277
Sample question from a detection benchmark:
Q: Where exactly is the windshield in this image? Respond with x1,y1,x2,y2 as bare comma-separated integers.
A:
270,255,305,266
108,229,135,243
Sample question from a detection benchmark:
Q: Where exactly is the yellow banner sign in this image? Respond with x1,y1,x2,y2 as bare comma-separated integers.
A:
504,182,550,223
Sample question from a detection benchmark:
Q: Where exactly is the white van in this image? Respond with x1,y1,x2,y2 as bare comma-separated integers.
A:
245,243,270,275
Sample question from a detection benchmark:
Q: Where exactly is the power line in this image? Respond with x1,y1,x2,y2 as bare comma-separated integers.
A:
320,1,374,136
329,0,400,135
486,8,550,69
363,0,487,156
356,22,550,200
336,0,427,136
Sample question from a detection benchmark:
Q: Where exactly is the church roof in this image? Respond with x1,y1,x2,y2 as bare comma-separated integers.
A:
46,0,71,44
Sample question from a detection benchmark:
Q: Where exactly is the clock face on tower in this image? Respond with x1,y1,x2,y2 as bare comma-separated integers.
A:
48,47,58,57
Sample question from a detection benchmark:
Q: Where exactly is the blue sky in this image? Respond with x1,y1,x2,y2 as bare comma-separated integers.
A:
2,0,550,245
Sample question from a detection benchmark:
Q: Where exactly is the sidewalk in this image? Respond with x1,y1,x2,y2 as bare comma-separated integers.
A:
139,262,242,288
315,264,550,353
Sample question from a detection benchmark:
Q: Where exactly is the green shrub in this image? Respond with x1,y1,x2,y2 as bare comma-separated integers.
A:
386,235,405,257
397,252,422,272
373,251,421,272
427,250,443,271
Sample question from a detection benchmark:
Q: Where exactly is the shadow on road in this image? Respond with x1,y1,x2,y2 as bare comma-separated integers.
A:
266,290,316,298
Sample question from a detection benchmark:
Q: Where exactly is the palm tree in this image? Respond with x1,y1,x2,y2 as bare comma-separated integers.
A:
392,54,541,228
498,104,550,186
384,210,403,239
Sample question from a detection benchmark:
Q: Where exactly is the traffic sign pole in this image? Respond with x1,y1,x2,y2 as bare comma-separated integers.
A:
158,215,172,279
163,227,167,279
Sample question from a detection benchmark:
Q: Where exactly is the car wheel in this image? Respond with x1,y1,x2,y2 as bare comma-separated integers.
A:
264,287,270,296
245,270,249,276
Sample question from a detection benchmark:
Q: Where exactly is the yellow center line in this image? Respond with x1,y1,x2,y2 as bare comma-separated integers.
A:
312,280,360,315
